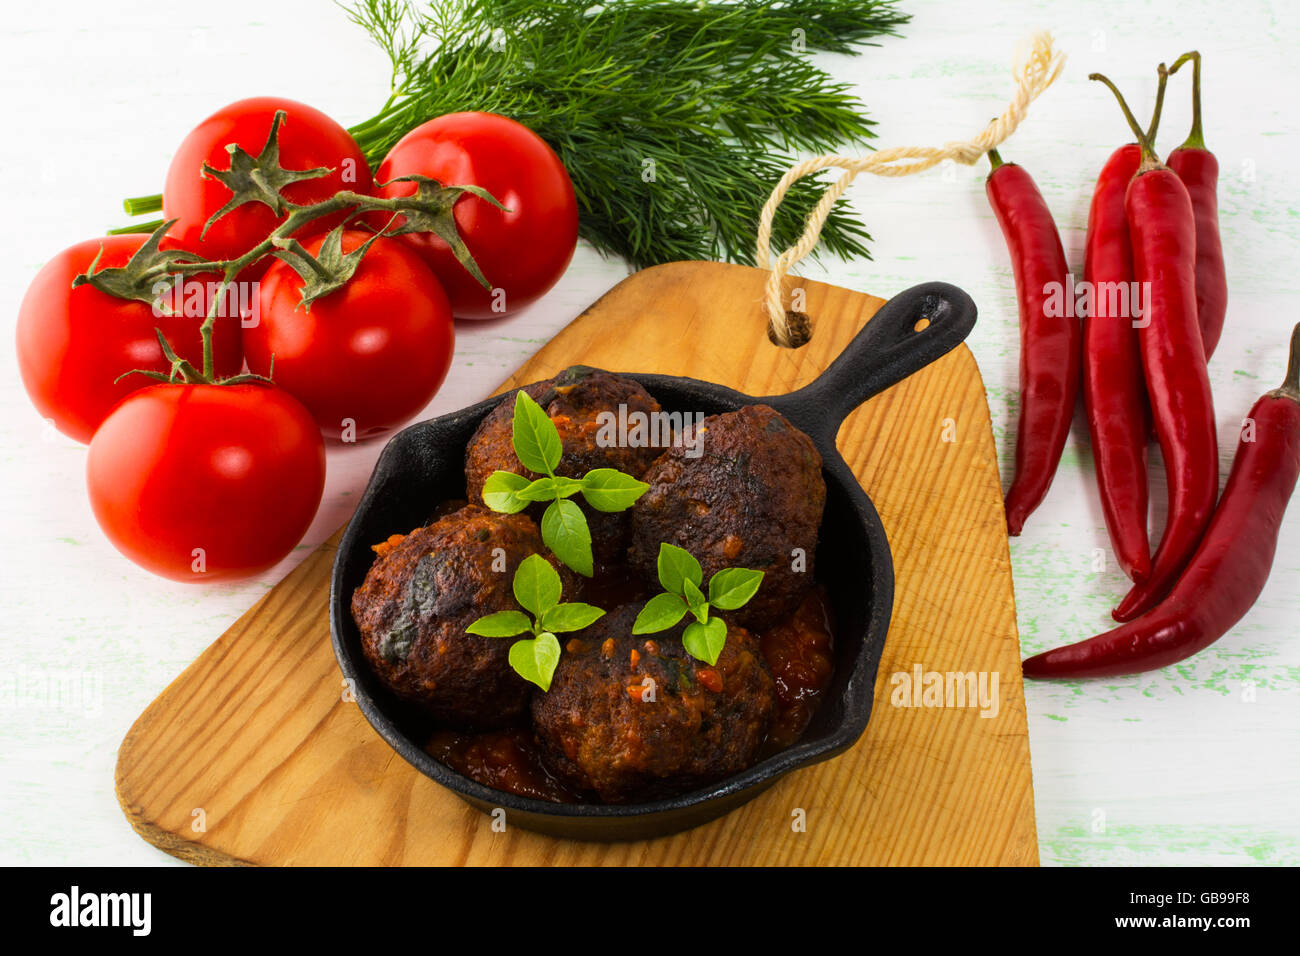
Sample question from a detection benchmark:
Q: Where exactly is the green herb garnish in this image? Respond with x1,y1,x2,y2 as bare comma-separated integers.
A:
632,543,764,666
480,390,649,577
467,554,604,690
343,0,908,268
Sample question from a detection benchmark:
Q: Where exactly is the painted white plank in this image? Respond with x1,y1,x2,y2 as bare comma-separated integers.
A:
0,0,1296,865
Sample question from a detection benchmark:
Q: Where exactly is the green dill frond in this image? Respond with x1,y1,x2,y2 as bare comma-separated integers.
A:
344,0,908,267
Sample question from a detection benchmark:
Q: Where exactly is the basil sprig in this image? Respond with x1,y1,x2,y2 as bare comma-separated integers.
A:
632,543,764,666
466,554,604,691
480,389,650,577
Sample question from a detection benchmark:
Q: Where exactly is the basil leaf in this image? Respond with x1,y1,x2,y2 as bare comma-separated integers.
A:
707,567,765,610
553,478,585,502
683,577,709,622
541,602,605,633
512,553,562,617
542,498,593,577
509,632,562,692
465,610,532,638
512,390,562,475
481,470,531,514
552,476,585,498
580,468,650,513
656,542,702,596
682,618,727,666
516,476,558,502
518,475,584,502
632,592,689,634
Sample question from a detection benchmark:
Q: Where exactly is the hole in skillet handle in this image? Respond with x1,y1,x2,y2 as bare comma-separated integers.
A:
758,282,978,444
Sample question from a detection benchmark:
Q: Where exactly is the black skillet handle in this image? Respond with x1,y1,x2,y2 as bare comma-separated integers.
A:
759,281,977,445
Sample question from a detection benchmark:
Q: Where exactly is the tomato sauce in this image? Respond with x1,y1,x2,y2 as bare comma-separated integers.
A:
759,588,836,752
425,728,580,803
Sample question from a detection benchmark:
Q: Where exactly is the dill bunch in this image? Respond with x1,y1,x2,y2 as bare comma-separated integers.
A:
344,0,908,268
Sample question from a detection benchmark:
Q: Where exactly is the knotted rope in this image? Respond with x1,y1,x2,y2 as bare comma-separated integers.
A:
756,31,1066,346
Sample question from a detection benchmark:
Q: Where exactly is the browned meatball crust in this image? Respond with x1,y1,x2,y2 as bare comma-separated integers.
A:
351,505,567,729
464,366,664,570
628,404,825,629
531,605,775,802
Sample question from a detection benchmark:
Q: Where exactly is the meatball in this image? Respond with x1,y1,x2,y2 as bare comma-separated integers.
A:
464,366,664,570
628,404,825,629
351,505,567,729
531,605,775,802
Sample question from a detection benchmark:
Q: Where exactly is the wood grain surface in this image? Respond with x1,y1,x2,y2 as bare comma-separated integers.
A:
114,261,1037,866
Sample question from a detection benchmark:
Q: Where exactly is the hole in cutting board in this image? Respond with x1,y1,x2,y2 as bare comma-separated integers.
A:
769,310,813,349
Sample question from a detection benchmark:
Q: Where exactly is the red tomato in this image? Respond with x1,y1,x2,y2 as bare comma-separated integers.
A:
163,97,372,273
374,112,578,318
16,234,244,444
86,383,325,582
244,231,455,441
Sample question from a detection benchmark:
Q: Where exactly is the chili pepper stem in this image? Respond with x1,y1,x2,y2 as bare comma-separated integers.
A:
1168,51,1206,151
987,147,1005,171
1146,64,1169,146
1270,323,1300,402
1090,66,1169,170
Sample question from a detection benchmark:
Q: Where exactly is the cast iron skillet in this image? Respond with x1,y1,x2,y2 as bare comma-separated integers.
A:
329,281,977,842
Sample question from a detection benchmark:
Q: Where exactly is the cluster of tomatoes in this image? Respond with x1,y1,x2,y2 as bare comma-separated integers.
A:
16,97,579,583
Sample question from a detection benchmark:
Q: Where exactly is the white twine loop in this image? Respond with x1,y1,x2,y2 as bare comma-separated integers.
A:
756,30,1066,346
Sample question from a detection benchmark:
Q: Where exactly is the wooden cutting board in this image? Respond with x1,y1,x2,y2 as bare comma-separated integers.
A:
115,261,1037,866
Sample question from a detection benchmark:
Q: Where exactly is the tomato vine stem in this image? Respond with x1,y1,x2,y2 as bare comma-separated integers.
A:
89,181,501,389
123,194,164,216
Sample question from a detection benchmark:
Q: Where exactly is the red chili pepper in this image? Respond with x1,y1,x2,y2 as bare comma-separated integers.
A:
1082,141,1151,584
1023,324,1300,678
1092,69,1219,623
987,148,1079,535
1167,51,1227,362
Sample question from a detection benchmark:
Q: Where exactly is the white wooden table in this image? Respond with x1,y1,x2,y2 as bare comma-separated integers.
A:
1,0,1296,865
